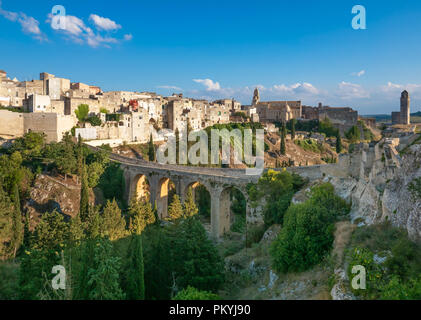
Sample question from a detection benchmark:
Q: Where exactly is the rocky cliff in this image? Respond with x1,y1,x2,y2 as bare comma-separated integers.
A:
329,136,421,240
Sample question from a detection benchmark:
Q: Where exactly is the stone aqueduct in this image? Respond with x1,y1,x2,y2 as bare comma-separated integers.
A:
96,147,346,239
107,152,260,239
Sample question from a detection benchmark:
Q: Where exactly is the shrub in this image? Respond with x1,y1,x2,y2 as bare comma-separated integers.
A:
87,116,102,127
270,183,349,273
248,170,306,227
408,177,421,200
173,286,220,300
345,125,361,143
347,223,421,300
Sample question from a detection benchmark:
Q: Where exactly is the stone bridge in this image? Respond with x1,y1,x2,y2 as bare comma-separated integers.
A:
89,146,345,239
106,151,260,239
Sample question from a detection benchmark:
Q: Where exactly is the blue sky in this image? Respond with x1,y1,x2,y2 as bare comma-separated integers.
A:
1,0,421,114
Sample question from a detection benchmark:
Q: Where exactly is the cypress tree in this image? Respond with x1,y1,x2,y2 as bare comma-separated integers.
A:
11,183,23,257
291,119,296,141
87,238,125,300
102,199,127,241
175,128,180,165
336,132,343,154
79,164,90,221
86,205,102,239
124,235,145,300
69,214,84,245
129,198,155,235
184,187,198,218
280,123,286,155
168,194,184,221
148,134,155,162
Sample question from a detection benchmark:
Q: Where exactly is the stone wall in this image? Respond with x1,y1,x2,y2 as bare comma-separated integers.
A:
0,110,24,138
0,110,76,142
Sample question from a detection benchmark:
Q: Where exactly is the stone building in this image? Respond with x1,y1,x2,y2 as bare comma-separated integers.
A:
251,87,301,123
391,91,411,125
0,109,77,142
318,106,358,132
27,94,51,112
213,98,241,113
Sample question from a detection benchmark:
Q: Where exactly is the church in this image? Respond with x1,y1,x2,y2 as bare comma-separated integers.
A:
251,87,302,123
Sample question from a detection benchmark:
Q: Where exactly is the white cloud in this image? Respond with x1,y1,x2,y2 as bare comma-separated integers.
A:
193,79,221,91
272,82,319,96
0,1,47,41
124,33,133,41
47,12,129,48
89,14,121,31
337,81,370,99
351,70,366,77
157,85,182,90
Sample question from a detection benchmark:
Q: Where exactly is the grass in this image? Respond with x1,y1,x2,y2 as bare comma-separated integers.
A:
0,261,20,300
294,139,325,153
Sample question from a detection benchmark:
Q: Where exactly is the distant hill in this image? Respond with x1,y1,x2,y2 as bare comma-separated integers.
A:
361,114,391,121
361,111,421,123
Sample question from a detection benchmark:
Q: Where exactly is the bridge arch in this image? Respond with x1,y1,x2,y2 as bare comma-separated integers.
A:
182,180,212,219
156,177,177,219
217,186,248,236
130,174,150,201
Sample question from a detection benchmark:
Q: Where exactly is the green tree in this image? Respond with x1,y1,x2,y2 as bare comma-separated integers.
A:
123,235,145,300
270,183,349,273
129,198,155,235
148,134,155,162
69,214,85,245
168,194,184,221
75,104,90,122
79,165,90,221
87,162,105,188
183,187,198,218
280,123,286,155
175,128,180,164
54,133,78,180
102,199,126,241
32,210,69,251
0,187,14,259
345,125,361,143
170,218,225,292
143,226,172,299
336,132,343,154
290,119,296,141
10,183,23,257
85,206,102,239
87,238,125,300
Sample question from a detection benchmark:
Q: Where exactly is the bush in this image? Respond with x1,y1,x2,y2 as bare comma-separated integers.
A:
248,170,306,227
173,286,220,300
318,118,339,137
270,183,350,273
246,224,266,248
408,177,421,200
345,125,361,143
347,223,421,300
87,116,102,127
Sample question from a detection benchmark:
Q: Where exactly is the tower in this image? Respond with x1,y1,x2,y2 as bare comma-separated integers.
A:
252,87,260,105
400,90,410,125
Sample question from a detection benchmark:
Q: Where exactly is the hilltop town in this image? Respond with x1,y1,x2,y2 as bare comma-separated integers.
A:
1,68,377,148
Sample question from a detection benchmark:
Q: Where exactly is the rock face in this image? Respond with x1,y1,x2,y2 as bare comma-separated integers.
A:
24,174,82,229
328,137,421,240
